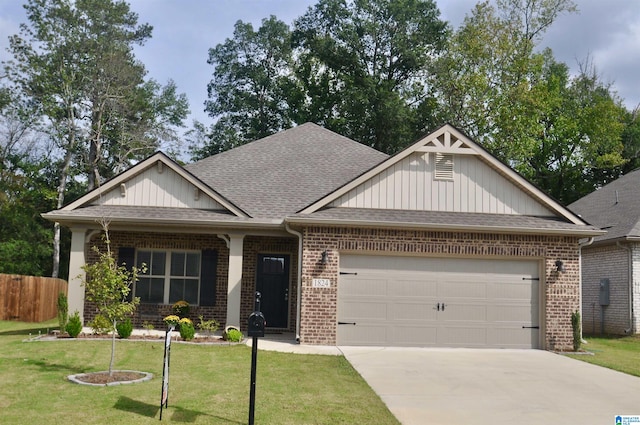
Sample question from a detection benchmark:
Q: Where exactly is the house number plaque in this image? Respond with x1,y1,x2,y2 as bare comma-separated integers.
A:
312,278,331,288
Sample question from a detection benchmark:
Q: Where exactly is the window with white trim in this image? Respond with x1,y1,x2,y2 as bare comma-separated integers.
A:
135,250,201,305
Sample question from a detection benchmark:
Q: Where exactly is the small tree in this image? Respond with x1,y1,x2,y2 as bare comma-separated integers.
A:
571,310,582,352
80,223,142,376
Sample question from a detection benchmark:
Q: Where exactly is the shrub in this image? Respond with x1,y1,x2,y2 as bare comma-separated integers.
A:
224,327,243,342
65,312,82,338
89,314,111,335
196,315,220,334
57,292,68,331
172,300,190,318
571,310,581,351
116,318,133,339
179,318,195,341
163,315,180,327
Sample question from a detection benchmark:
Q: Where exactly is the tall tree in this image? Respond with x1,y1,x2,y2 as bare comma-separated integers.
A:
432,0,577,156
293,0,448,153
521,55,625,203
205,16,299,150
5,0,188,277
430,0,627,202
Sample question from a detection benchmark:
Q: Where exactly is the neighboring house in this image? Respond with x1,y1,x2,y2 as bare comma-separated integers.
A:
44,123,603,350
569,169,640,335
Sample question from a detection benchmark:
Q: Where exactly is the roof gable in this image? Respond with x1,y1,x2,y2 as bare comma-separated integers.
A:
62,152,247,217
301,124,584,224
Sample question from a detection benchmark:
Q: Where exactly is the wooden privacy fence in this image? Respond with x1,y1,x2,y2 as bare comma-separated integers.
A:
0,274,68,322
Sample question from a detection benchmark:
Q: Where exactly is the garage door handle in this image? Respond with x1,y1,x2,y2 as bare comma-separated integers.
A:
338,321,356,325
522,326,539,329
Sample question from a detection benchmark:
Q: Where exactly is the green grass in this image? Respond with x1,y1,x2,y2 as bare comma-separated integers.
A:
0,320,400,424
566,335,640,377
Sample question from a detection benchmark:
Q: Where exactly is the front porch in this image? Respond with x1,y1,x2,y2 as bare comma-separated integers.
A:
69,229,300,335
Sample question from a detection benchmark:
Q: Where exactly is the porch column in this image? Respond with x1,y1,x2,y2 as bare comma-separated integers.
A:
226,234,245,327
67,228,87,323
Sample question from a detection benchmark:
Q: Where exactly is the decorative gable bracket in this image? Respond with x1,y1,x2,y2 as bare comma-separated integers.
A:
416,131,478,155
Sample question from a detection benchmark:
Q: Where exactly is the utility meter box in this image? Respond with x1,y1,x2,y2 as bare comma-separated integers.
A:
599,278,610,306
248,311,266,338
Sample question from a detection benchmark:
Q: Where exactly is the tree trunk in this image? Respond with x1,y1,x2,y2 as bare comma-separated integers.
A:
52,108,76,278
109,319,117,376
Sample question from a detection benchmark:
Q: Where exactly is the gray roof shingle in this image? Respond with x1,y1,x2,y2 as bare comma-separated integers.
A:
289,207,602,235
569,168,640,242
185,123,389,218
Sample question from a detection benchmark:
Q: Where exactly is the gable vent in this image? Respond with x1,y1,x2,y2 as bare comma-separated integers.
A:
434,153,454,180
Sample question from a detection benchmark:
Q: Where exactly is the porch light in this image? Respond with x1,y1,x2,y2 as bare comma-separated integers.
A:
555,260,565,273
321,250,329,265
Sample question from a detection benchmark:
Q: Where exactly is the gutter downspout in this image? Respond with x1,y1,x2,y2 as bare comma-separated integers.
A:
285,222,303,342
579,237,595,342
616,241,634,334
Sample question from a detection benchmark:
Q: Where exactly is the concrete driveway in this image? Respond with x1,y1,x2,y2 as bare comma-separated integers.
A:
340,347,640,425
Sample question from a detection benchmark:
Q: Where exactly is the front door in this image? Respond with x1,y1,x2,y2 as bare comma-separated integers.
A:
256,254,290,328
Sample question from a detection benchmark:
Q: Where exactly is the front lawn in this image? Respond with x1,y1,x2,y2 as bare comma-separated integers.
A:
566,335,640,377
0,320,400,424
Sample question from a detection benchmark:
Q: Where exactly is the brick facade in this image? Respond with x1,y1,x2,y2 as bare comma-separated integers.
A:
84,231,298,332
82,227,583,350
298,226,581,351
581,242,640,335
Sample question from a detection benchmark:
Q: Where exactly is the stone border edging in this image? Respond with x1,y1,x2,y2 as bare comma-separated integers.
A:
67,370,153,387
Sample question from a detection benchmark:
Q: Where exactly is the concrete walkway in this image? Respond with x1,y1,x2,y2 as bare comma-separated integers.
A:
247,337,640,424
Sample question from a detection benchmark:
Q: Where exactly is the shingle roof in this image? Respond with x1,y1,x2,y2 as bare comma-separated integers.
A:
287,207,603,236
568,168,640,242
44,205,282,228
185,123,389,218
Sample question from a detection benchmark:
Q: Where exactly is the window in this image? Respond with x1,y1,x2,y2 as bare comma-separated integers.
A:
135,250,201,305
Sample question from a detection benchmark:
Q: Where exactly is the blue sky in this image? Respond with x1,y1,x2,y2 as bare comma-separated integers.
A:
1,0,639,128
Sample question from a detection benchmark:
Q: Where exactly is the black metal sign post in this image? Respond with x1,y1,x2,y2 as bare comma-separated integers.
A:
248,291,265,425
159,324,175,421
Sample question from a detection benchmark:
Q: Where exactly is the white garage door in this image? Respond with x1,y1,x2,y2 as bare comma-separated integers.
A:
338,255,541,348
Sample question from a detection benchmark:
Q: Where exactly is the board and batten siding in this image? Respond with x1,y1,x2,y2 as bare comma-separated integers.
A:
96,164,224,210
329,152,552,216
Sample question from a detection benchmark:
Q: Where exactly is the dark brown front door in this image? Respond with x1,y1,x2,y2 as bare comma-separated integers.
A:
256,254,290,328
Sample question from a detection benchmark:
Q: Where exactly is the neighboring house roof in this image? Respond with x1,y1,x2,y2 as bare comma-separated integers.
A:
185,122,389,218
569,168,640,243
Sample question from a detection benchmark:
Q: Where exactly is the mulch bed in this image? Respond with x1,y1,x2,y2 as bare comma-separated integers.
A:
74,371,147,385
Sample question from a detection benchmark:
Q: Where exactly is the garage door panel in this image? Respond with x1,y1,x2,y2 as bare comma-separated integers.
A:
338,255,541,348
488,282,537,300
391,326,438,346
341,278,387,296
391,302,438,321
487,328,539,348
487,305,536,322
438,326,487,346
440,304,487,322
439,280,486,298
395,279,437,297
339,324,387,345
340,301,388,321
